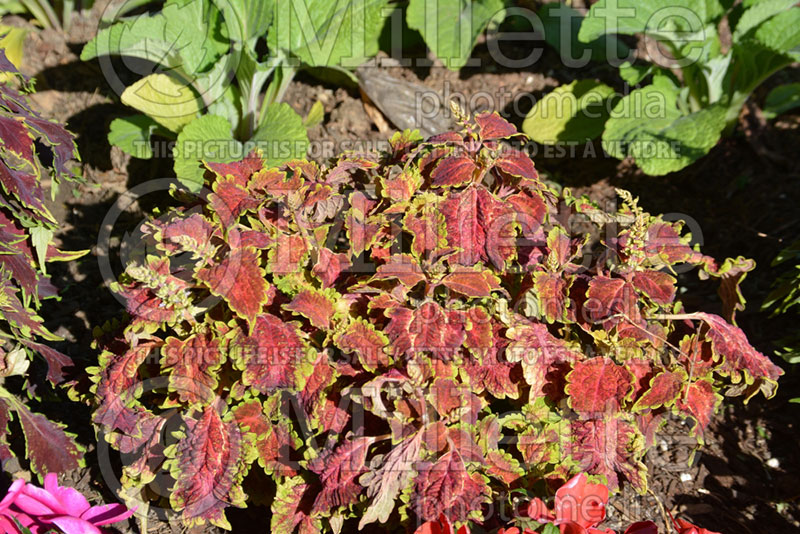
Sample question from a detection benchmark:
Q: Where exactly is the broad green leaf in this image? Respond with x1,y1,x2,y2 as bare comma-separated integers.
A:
173,114,240,191
407,0,503,70
121,73,202,133
732,0,797,41
81,0,227,75
218,0,274,45
522,80,616,144
107,115,163,159
251,102,309,168
30,226,53,274
0,25,27,83
539,3,631,66
303,100,325,129
579,0,718,43
268,0,389,69
602,84,727,175
619,61,656,86
753,7,800,57
763,83,800,120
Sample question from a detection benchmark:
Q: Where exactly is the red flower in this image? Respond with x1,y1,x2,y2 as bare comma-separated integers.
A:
674,517,721,534
415,513,471,534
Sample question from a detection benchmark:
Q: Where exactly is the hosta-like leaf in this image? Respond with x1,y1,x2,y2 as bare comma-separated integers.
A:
167,405,247,529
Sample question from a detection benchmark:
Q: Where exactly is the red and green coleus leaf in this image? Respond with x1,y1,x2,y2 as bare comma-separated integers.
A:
632,368,687,411
232,398,298,476
312,247,351,288
442,265,502,298
358,430,424,528
345,191,381,257
381,166,422,203
585,274,640,323
115,256,194,325
283,286,339,330
0,398,13,463
694,312,783,397
372,253,427,288
166,404,248,530
268,232,310,275
566,358,633,416
93,339,162,430
308,436,375,513
675,379,721,441
0,394,84,479
532,271,572,323
157,213,217,259
384,301,466,359
230,315,310,394
403,193,448,260
411,449,489,523
440,184,517,269
271,475,322,534
161,332,226,406
505,318,581,399
197,246,273,332
566,415,647,493
427,377,485,423
334,317,391,371
475,112,519,142
430,153,478,188
208,174,261,228
462,334,519,400
205,153,264,187
299,350,349,434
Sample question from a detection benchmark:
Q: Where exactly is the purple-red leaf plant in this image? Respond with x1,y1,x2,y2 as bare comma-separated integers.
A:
84,109,782,532
0,51,86,479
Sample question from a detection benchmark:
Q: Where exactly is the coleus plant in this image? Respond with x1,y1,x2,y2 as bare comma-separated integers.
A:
416,473,719,534
86,109,781,531
524,0,800,175
0,51,86,478
81,0,390,190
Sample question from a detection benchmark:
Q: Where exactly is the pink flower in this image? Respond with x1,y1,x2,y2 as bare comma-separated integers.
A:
1,474,135,534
